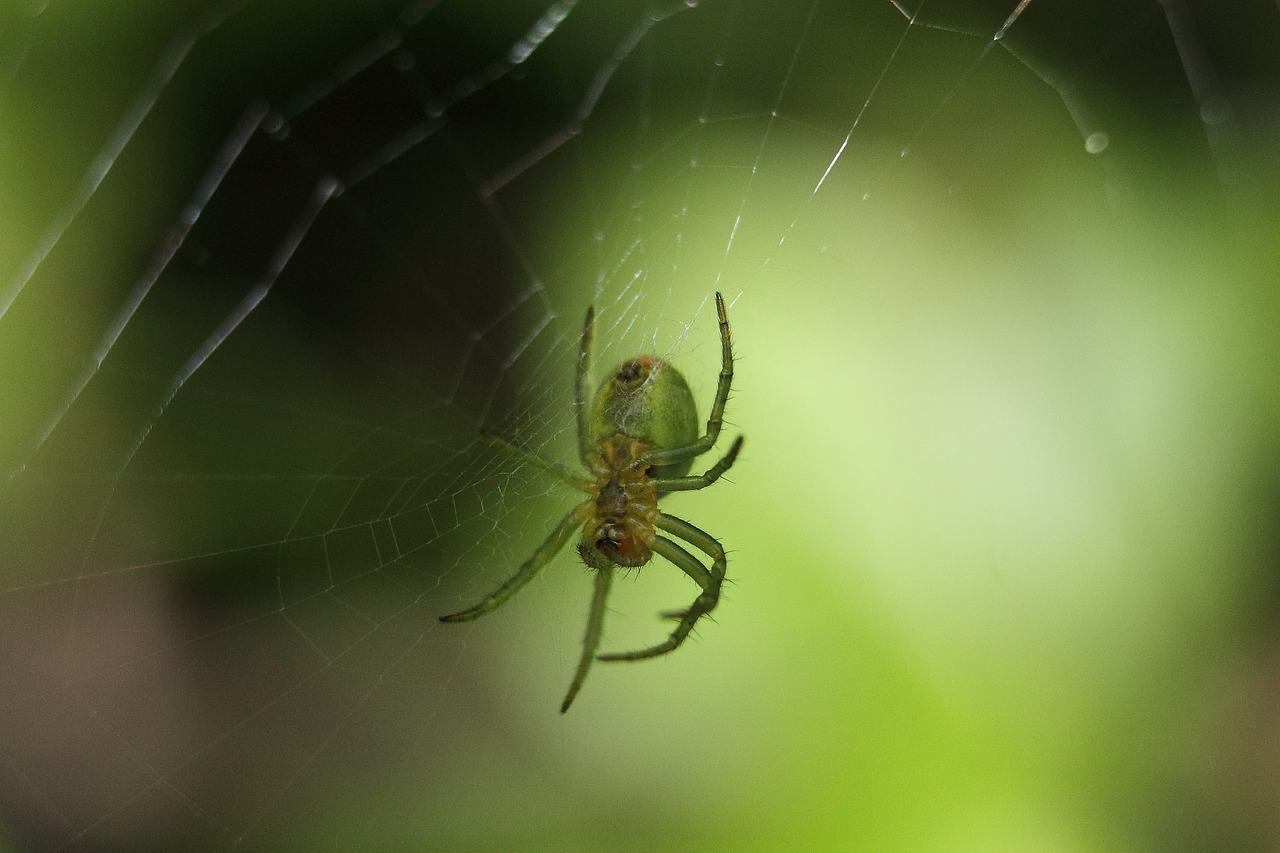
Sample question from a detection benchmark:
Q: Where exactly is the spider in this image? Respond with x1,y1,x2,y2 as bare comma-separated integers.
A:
441,292,743,712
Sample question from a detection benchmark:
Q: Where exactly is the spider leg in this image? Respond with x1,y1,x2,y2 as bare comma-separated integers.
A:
651,435,743,493
439,501,591,622
576,304,596,467
596,514,725,661
481,432,583,489
643,291,733,467
560,563,614,712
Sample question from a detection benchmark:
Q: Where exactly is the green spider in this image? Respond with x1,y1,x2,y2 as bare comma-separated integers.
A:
441,292,743,712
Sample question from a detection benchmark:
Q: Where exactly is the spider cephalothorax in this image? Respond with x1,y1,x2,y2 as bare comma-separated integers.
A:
581,435,659,569
441,293,743,712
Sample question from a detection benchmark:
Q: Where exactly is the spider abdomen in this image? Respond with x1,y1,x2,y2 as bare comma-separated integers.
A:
590,356,699,479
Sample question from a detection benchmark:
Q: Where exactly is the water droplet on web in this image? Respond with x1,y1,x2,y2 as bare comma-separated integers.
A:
1084,131,1110,154
1200,97,1231,125
262,112,289,140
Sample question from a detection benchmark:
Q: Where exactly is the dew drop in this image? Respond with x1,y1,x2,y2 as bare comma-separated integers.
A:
1200,97,1231,126
1084,131,1110,154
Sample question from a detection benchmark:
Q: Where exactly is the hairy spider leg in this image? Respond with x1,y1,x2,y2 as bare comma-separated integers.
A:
596,513,726,661
560,563,614,713
439,501,592,623
575,304,596,467
644,291,734,468
652,435,744,493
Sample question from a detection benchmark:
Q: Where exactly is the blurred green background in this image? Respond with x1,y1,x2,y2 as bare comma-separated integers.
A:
2,1,1279,850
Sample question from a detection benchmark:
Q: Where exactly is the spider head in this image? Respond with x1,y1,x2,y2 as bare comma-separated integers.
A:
580,503,653,570
581,522,651,569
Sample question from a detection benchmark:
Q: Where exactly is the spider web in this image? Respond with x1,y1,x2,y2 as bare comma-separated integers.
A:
2,0,1279,849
